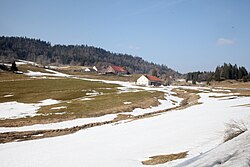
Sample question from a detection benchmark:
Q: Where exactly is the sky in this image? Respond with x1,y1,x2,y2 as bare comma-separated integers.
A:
0,0,250,73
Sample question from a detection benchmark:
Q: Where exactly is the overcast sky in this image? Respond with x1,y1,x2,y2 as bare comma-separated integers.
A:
1,0,249,73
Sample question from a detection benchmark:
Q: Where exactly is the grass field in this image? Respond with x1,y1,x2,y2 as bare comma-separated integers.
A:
0,77,118,103
0,71,164,127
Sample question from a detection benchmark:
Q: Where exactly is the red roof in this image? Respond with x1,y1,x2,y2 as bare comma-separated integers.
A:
145,75,161,81
111,65,126,72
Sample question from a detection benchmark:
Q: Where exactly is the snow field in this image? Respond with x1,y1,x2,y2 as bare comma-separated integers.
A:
0,90,249,167
1,66,249,166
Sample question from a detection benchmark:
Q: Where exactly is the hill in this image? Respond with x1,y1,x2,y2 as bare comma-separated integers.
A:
0,36,178,77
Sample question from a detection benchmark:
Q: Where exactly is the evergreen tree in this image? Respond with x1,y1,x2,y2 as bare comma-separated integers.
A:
238,67,245,79
214,66,221,81
232,64,238,80
222,63,229,79
228,63,233,79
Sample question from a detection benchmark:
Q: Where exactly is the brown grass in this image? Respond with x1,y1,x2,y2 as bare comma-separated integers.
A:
0,78,118,103
209,80,250,96
0,71,29,81
142,151,188,165
210,80,250,89
172,88,201,108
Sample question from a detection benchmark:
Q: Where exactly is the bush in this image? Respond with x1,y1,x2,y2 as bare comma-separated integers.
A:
0,64,9,71
11,61,18,72
224,120,248,142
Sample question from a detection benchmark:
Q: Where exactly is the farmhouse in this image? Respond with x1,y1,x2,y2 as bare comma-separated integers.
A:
136,75,162,86
105,65,127,75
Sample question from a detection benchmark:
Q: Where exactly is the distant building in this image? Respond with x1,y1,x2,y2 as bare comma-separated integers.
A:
92,66,98,72
84,67,97,72
73,66,98,73
136,75,162,86
105,65,127,75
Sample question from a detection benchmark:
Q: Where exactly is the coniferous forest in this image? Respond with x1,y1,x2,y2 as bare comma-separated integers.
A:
0,36,177,76
186,63,249,83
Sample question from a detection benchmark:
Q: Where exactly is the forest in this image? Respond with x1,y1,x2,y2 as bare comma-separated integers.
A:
186,63,249,84
0,36,177,77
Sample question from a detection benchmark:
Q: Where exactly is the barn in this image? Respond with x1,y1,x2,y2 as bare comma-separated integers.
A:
105,65,128,75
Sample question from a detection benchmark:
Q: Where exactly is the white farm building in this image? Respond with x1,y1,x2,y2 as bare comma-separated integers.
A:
136,75,162,86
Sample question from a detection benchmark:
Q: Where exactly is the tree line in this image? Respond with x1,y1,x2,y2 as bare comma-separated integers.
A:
0,36,178,77
186,63,249,84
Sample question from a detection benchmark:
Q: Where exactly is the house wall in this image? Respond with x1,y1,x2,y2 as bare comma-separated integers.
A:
93,66,98,71
136,75,149,86
106,66,116,74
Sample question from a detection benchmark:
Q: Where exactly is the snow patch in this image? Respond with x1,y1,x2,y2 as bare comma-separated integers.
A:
33,134,44,137
51,106,67,110
25,69,69,77
37,99,60,107
81,98,94,101
123,102,132,105
86,90,102,96
3,94,13,98
0,101,39,119
0,99,60,119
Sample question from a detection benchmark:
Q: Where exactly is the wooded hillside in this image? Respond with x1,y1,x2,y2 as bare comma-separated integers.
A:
0,36,178,76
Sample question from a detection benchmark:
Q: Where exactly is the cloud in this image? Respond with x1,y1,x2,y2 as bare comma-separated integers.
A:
129,45,140,50
217,38,235,46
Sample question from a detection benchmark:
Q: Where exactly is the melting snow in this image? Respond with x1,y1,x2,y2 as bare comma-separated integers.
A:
176,129,250,167
86,90,101,96
0,99,60,119
3,94,14,98
0,101,39,119
51,106,67,110
0,92,249,167
1,71,249,167
123,102,132,105
80,97,94,101
25,69,69,77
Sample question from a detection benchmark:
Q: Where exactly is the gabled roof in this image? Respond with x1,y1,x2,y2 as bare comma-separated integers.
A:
145,75,161,81
111,65,126,72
